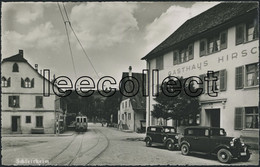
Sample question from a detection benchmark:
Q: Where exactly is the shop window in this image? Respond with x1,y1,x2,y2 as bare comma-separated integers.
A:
2,77,10,87
26,116,31,123
36,116,43,128
235,66,244,89
156,56,164,70
128,113,131,120
245,63,259,87
245,107,258,129
8,96,20,108
12,63,19,72
36,96,43,108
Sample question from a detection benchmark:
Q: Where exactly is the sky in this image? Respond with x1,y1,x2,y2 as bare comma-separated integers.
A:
1,1,220,89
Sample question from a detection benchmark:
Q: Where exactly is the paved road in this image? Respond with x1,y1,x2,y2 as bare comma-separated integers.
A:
2,123,259,166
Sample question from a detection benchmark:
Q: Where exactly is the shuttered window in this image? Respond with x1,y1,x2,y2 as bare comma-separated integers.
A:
234,107,243,130
220,69,227,91
235,66,244,89
36,96,43,108
8,96,20,108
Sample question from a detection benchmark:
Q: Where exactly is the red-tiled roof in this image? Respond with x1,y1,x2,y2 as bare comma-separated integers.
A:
141,2,258,60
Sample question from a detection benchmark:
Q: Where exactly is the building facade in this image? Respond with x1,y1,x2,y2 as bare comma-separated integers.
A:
118,67,146,132
142,3,259,147
1,50,63,134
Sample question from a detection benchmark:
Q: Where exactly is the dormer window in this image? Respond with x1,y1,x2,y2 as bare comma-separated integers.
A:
21,78,34,88
12,63,19,72
1,77,10,87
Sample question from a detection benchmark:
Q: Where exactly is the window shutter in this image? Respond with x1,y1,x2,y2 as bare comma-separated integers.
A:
8,96,12,107
236,24,244,45
200,40,206,57
16,96,20,107
21,78,25,88
234,107,243,130
220,69,227,91
7,77,11,87
235,66,244,89
188,44,194,60
220,31,227,50
173,51,179,65
31,78,34,88
199,74,205,94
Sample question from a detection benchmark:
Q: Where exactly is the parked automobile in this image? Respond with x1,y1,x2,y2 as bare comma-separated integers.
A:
145,126,179,150
179,126,251,163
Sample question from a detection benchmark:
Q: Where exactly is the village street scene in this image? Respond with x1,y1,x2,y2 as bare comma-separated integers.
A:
1,1,259,166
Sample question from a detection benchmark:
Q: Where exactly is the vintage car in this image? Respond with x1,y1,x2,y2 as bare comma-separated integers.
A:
179,126,251,163
145,126,179,150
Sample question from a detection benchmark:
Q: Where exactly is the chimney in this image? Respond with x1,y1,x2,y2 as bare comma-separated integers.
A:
35,64,38,72
19,50,23,57
129,66,132,79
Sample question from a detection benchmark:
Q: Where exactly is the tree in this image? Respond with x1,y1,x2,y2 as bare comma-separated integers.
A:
102,91,121,123
151,77,200,126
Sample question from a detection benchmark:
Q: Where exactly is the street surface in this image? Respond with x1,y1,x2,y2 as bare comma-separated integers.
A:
2,123,259,165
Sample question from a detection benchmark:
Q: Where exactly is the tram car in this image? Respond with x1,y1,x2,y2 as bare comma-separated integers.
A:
75,116,88,132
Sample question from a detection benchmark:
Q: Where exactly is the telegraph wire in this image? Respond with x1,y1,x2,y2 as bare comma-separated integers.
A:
62,3,100,79
57,2,77,78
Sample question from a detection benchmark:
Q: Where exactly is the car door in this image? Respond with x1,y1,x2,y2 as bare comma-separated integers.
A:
154,127,163,143
191,129,210,152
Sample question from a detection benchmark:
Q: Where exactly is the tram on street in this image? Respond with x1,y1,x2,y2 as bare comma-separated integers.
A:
75,115,88,132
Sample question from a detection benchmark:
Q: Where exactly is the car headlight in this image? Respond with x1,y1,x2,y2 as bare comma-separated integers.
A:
230,138,235,147
175,135,179,139
240,138,245,146
163,137,167,141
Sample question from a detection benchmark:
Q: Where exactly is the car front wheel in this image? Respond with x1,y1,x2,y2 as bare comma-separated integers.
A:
146,138,152,147
181,143,190,155
166,141,174,151
217,148,232,163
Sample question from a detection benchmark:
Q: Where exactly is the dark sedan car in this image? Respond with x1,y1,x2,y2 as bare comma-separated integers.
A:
179,126,251,163
145,126,179,150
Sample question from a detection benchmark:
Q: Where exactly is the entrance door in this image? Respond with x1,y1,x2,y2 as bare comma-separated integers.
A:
206,109,220,127
12,116,21,132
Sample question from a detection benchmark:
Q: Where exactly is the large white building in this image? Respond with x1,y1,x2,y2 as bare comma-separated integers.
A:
142,3,259,148
1,50,63,134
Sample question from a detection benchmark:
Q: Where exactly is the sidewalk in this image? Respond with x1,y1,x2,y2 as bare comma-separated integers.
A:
1,131,75,137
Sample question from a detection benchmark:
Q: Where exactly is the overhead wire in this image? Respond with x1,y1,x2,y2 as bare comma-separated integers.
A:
57,2,77,78
62,3,100,79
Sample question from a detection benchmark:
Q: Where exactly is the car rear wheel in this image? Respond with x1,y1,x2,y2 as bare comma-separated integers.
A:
238,150,250,162
217,148,232,163
181,143,190,155
146,138,152,147
166,141,174,151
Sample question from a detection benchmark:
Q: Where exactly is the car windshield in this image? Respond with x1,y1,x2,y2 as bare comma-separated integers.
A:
164,127,176,133
211,129,226,136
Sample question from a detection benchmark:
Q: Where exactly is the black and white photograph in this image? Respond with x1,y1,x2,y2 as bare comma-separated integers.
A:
1,1,259,166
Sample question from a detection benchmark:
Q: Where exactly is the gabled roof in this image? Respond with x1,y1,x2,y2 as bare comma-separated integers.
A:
2,50,28,63
141,2,258,60
121,72,146,111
